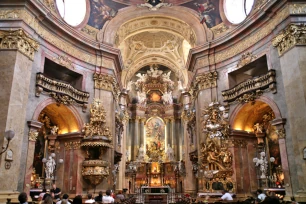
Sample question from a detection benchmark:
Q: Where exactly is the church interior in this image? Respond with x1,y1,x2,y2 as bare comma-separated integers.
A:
0,0,306,203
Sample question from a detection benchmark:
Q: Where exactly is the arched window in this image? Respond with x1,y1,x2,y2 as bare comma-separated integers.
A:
224,0,254,24
56,0,87,27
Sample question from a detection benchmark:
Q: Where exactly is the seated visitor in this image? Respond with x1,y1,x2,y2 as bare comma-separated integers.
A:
72,195,83,204
85,193,95,203
102,190,114,203
95,191,103,202
220,190,233,201
115,190,125,200
256,189,266,202
38,189,47,201
18,192,28,204
56,194,71,204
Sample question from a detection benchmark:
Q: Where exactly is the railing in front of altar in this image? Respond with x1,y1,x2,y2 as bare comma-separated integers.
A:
136,186,176,203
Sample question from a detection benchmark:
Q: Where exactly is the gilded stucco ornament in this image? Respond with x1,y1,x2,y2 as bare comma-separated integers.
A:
272,24,306,56
82,99,113,141
28,130,39,142
0,10,20,19
276,128,286,139
52,55,74,70
0,28,39,61
199,102,233,179
189,71,218,99
81,99,113,186
289,4,306,14
93,73,120,101
81,25,98,39
236,52,257,68
211,23,229,36
64,141,81,150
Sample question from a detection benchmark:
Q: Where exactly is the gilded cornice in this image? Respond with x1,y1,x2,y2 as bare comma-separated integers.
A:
222,70,276,104
189,71,218,99
214,6,289,64
28,130,39,142
64,141,81,150
272,24,306,56
0,28,39,61
93,73,120,101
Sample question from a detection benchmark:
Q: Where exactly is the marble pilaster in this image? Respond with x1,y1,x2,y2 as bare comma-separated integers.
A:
23,120,43,194
0,49,37,196
278,46,306,201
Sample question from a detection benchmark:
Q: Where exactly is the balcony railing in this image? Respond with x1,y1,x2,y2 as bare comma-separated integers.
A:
36,72,89,108
222,70,276,104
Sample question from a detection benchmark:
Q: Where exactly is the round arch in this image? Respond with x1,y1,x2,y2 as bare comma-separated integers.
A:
32,98,83,133
229,95,282,132
122,55,188,88
99,6,206,46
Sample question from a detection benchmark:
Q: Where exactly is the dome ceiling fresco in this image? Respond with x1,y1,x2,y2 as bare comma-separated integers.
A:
88,0,221,29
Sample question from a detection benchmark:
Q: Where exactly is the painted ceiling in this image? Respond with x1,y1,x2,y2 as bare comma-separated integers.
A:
88,0,221,29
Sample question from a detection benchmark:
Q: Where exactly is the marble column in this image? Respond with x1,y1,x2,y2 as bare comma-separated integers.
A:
0,29,39,198
23,121,43,194
139,118,145,148
133,118,140,161
165,119,170,147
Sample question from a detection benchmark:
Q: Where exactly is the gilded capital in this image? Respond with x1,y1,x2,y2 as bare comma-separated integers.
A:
276,128,286,139
93,73,120,101
272,24,306,56
189,71,218,99
0,28,39,60
28,130,39,142
64,141,81,150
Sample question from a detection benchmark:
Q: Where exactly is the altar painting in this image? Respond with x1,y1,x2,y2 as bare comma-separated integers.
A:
145,117,165,161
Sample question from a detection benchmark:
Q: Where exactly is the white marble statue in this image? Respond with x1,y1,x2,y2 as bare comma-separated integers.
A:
177,80,184,91
166,144,174,161
135,73,147,83
45,156,56,179
162,91,173,105
50,125,58,135
137,91,147,105
162,71,174,86
112,164,119,185
147,64,163,77
137,144,145,161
